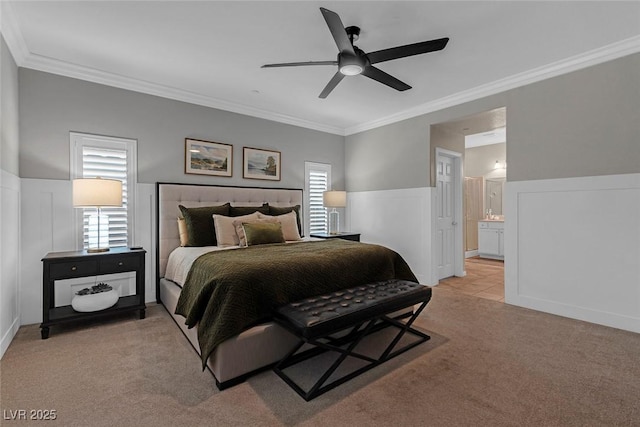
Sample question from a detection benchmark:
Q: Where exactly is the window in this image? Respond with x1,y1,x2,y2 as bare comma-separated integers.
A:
304,162,332,235
70,133,137,250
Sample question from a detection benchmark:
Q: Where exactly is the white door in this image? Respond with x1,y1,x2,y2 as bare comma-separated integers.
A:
436,155,455,279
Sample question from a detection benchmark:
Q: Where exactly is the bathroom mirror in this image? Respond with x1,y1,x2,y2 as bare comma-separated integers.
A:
485,178,505,216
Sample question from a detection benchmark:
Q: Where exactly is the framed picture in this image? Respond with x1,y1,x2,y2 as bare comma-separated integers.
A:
243,147,281,181
185,139,233,177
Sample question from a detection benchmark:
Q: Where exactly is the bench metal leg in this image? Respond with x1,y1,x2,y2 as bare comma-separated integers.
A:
274,301,430,401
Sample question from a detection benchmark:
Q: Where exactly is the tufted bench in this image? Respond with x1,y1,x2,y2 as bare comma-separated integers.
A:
273,279,431,400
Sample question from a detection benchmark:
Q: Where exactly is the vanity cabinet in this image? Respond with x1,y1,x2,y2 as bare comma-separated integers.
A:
478,221,504,260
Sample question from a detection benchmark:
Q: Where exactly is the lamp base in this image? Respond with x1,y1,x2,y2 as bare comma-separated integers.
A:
88,213,110,253
87,247,110,253
328,208,340,235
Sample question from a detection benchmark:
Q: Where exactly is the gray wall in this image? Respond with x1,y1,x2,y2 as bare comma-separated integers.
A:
507,53,640,181
429,124,465,187
19,69,345,189
1,36,19,175
345,115,430,192
346,53,640,190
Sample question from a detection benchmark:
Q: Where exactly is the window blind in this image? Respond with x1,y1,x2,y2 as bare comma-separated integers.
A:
308,169,329,234
81,146,128,249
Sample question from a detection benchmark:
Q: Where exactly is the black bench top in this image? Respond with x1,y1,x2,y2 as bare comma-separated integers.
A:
274,280,431,340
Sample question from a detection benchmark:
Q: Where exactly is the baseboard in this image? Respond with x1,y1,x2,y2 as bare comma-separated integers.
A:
0,317,20,359
512,295,640,334
465,250,478,258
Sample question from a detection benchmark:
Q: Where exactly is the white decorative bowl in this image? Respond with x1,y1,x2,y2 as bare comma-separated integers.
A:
71,289,119,312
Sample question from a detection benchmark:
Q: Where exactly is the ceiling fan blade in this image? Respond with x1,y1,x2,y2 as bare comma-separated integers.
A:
361,66,411,91
262,61,337,68
320,7,355,55
319,71,346,99
367,37,449,64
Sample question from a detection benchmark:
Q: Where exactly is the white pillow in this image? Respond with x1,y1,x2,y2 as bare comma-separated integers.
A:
213,212,260,246
257,211,301,241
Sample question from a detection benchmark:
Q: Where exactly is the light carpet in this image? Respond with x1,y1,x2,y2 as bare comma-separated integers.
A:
2,287,639,426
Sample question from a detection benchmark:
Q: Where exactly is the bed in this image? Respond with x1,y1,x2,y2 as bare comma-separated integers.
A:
156,182,418,389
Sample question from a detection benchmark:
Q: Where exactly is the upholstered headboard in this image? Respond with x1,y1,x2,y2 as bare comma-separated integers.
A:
156,183,303,281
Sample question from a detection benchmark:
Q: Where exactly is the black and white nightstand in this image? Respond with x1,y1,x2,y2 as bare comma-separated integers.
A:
40,247,146,339
310,232,361,242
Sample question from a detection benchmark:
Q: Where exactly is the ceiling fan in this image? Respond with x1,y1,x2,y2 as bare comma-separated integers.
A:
261,7,449,99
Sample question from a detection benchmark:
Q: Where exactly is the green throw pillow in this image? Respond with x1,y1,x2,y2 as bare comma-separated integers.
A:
269,205,302,236
243,222,285,246
230,202,270,217
178,203,230,246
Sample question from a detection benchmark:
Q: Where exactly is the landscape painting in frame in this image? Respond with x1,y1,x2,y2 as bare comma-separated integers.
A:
185,139,232,177
243,147,281,181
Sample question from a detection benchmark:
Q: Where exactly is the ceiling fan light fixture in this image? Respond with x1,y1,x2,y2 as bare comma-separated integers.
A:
339,64,363,76
338,54,364,76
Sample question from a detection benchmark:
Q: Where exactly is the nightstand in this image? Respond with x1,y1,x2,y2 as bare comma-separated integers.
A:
40,247,146,339
310,232,361,242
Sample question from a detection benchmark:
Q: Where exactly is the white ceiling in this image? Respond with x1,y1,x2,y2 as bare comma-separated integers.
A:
3,1,640,135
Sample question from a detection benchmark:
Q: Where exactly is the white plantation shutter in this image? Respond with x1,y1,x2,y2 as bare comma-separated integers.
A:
305,162,332,235
81,147,128,248
71,133,137,251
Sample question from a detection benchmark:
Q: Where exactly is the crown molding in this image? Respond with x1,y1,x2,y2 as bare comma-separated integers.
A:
3,1,639,139
344,35,640,136
1,0,345,136
21,53,346,136
0,1,29,65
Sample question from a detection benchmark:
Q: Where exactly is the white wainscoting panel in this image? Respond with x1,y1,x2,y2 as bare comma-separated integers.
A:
505,173,640,333
136,183,156,303
1,170,21,358
21,179,75,325
20,179,156,325
348,187,435,285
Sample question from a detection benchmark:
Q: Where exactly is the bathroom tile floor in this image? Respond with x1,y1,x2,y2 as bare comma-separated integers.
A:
438,257,505,302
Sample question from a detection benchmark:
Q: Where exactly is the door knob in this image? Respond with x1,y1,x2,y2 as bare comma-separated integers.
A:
452,221,458,226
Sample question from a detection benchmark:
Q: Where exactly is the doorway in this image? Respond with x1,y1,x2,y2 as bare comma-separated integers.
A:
430,107,507,300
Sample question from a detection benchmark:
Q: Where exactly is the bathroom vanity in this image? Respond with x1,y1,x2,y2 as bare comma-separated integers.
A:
478,220,504,260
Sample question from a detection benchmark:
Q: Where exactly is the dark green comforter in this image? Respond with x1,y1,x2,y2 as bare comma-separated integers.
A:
174,239,418,369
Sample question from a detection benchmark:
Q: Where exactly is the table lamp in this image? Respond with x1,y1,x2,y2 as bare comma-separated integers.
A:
73,178,123,252
323,190,346,235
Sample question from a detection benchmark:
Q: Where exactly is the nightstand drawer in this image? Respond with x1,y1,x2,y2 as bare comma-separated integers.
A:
100,256,141,273
49,260,98,280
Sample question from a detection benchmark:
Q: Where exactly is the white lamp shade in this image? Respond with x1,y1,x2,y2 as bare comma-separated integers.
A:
73,178,123,207
323,191,347,208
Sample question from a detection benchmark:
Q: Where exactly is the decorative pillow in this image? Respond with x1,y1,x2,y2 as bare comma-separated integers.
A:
177,217,189,246
178,203,230,247
269,205,302,236
213,212,260,246
243,222,285,246
257,211,301,241
230,202,270,217
233,217,279,246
